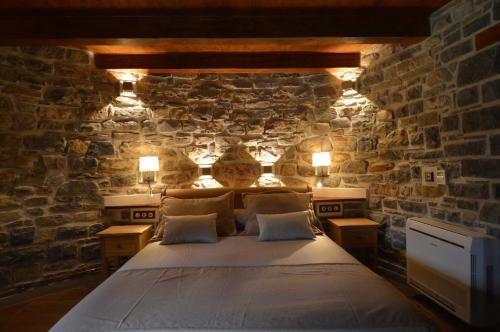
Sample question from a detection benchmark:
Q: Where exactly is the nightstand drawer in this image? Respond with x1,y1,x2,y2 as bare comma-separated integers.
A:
104,236,137,256
341,230,377,248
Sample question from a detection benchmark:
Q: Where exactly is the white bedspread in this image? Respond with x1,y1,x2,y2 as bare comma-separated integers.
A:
51,236,437,332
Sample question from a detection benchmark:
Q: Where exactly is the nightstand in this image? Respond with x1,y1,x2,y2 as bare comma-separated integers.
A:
97,225,152,278
327,218,380,268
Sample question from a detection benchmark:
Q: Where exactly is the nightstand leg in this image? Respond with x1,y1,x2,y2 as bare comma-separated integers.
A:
372,246,378,270
100,240,108,279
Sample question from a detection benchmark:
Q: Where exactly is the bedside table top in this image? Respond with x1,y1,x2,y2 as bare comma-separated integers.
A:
97,225,152,237
328,218,380,228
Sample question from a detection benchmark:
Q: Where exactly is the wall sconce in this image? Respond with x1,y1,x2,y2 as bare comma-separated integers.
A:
198,164,213,177
120,81,135,97
139,156,159,196
260,163,274,177
312,152,331,177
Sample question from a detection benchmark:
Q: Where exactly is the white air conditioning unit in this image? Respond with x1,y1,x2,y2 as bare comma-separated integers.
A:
406,217,500,327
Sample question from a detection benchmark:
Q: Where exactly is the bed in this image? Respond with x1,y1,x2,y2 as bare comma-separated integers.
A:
51,188,437,332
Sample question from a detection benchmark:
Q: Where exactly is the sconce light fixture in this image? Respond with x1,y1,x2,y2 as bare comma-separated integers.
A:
260,163,274,177
312,152,331,177
120,81,135,97
139,156,159,196
198,164,213,177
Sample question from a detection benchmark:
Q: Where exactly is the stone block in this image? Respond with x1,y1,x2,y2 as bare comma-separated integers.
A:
491,135,500,155
457,45,500,86
10,227,35,246
417,112,439,126
424,126,441,149
383,198,398,210
340,160,368,174
368,162,395,172
462,13,491,37
0,196,21,210
54,180,102,211
357,137,376,152
102,120,139,131
391,230,406,250
442,114,459,131
10,113,37,131
456,86,479,107
35,215,71,227
110,174,137,187
0,211,22,223
482,78,500,103
297,165,315,177
462,106,500,133
406,85,422,101
444,140,486,156
112,107,147,120
391,215,406,228
330,118,351,130
479,203,500,225
457,200,479,211
86,141,114,157
47,243,77,262
65,48,90,64
68,156,98,176
495,183,500,200
399,200,427,214
386,169,411,183
80,243,100,262
443,29,460,46
297,136,332,153
408,100,424,115
410,132,424,146
0,247,45,266
441,40,473,63
24,132,66,152
462,159,500,178
56,225,88,240
448,182,489,199
24,196,48,207
12,264,41,284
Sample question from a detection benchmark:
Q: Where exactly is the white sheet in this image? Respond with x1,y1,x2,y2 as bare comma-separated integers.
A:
51,236,437,332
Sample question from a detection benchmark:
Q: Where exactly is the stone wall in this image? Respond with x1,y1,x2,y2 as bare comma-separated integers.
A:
357,0,500,276
1,0,498,294
0,45,366,293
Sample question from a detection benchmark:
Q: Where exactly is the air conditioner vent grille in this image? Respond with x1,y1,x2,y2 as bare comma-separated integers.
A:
409,278,457,312
471,255,477,289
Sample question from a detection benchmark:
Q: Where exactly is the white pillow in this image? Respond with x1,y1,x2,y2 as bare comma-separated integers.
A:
256,211,316,241
161,213,218,244
242,192,312,235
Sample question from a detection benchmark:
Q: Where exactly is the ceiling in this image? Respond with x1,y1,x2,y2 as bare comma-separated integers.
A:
0,0,450,74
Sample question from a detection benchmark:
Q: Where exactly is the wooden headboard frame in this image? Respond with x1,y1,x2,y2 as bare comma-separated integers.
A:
162,186,311,209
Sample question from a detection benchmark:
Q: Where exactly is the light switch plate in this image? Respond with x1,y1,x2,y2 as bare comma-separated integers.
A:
422,166,438,187
436,170,446,185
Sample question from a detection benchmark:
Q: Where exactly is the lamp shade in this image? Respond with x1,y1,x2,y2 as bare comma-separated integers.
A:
139,156,159,172
312,152,331,167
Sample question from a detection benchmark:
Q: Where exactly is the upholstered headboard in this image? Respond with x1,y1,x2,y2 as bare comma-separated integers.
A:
162,186,311,209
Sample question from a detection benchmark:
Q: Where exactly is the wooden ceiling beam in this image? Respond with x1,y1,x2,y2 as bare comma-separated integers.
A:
0,9,431,43
94,52,360,72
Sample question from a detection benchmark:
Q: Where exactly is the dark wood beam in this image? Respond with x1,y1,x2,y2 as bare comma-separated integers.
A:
94,52,360,72
0,9,431,44
475,22,500,51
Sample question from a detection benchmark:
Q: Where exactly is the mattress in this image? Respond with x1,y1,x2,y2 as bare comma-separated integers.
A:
51,236,437,332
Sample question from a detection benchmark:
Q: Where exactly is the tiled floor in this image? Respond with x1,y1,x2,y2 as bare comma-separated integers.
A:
0,273,498,332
